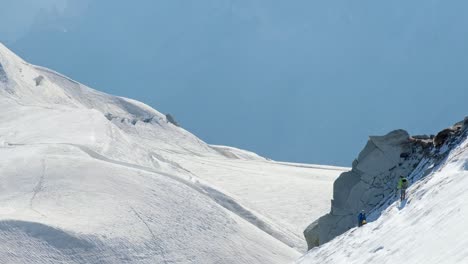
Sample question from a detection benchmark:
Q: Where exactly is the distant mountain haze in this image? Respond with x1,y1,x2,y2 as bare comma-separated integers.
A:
3,0,468,165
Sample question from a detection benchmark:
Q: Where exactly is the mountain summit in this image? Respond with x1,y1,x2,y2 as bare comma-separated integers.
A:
0,43,347,263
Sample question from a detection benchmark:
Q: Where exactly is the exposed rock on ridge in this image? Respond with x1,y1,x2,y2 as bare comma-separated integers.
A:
304,119,468,250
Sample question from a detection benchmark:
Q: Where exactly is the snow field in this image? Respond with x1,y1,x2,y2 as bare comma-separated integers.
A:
0,42,347,262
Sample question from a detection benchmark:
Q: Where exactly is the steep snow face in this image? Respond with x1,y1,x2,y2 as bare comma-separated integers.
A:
0,42,347,262
298,132,468,264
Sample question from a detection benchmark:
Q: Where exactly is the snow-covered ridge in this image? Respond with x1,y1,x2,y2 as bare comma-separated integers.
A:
0,42,215,159
209,145,267,160
274,161,350,172
300,118,468,264
0,42,346,263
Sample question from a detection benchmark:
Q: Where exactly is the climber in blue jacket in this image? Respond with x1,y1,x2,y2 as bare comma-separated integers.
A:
358,210,367,227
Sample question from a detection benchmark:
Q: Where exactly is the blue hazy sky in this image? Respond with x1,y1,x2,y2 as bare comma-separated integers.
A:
1,0,467,166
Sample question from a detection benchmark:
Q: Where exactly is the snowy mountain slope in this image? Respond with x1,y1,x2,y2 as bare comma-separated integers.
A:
0,144,300,263
0,42,346,262
172,154,348,241
298,128,468,264
0,43,212,159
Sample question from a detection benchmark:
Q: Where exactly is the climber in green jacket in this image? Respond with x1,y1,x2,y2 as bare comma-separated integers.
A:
397,176,409,201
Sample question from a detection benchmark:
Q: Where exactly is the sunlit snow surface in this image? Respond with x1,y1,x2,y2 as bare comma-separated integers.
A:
0,43,348,263
298,136,468,264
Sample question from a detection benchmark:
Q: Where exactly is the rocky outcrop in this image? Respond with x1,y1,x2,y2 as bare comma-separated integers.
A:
434,119,467,147
304,130,429,249
304,118,468,250
34,75,44,86
166,113,180,127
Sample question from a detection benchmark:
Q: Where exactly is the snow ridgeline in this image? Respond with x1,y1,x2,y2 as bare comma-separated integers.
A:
0,43,348,263
300,119,468,264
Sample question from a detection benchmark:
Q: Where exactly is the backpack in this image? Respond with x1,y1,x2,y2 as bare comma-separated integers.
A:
402,179,409,189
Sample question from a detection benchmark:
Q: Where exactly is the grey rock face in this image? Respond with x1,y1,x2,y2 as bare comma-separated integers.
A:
434,128,455,147
304,129,426,249
305,119,468,250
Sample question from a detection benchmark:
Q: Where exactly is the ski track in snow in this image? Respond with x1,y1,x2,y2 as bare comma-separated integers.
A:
129,206,169,264
29,158,47,217
9,142,303,251
0,142,302,263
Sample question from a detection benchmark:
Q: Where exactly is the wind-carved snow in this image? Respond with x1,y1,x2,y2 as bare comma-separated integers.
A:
0,42,347,263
